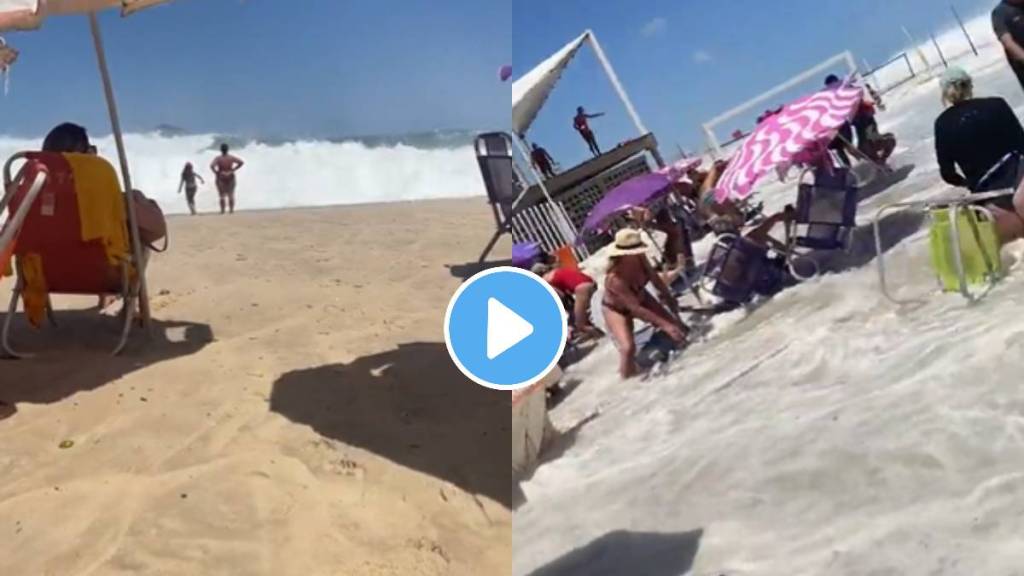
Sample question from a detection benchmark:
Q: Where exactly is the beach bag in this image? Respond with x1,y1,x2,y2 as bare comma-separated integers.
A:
131,189,168,252
512,242,542,269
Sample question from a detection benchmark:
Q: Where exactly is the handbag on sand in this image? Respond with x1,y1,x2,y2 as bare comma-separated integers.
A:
130,189,168,252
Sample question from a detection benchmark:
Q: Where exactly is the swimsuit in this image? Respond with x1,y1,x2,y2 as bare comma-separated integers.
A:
602,287,660,317
216,173,236,196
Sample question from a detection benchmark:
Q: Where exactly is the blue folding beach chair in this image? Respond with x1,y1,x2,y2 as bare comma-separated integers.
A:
699,234,771,305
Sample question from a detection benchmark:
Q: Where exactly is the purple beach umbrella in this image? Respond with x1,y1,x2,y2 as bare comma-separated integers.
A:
581,172,677,235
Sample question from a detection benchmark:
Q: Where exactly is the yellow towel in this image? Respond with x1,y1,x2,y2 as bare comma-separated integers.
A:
64,154,129,265
20,252,47,328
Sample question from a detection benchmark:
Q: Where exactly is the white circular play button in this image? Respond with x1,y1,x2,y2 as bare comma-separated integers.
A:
444,266,567,391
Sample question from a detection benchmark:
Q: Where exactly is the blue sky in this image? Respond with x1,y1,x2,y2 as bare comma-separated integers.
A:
513,0,998,169
0,0,507,138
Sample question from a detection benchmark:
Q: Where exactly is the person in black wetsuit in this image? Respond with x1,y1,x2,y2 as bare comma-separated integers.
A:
934,67,1024,243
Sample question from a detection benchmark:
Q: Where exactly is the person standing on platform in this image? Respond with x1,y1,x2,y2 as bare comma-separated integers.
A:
573,106,605,157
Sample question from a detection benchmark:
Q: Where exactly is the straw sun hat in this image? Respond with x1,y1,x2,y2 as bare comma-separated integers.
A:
607,228,649,257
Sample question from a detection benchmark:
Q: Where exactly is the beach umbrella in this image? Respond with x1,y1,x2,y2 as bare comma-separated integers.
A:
656,156,702,182
714,83,865,203
498,63,512,82
582,157,702,235
0,0,178,326
581,172,678,235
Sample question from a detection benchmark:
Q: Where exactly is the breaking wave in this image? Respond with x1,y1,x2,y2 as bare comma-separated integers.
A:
0,130,485,215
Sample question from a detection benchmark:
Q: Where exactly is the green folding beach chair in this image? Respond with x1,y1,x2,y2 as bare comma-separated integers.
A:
874,192,1009,304
928,206,1002,295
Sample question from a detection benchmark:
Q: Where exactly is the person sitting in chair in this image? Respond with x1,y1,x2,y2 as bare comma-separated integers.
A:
42,123,91,154
854,103,896,165
41,122,163,315
696,160,747,235
745,205,797,297
42,123,109,310
934,66,1024,244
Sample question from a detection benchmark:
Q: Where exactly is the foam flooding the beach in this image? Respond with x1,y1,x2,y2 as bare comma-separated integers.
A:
0,198,512,575
515,23,1024,576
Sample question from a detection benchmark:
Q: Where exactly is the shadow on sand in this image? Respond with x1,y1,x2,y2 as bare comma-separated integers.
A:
0,310,214,422
526,529,704,576
269,341,520,509
447,258,515,280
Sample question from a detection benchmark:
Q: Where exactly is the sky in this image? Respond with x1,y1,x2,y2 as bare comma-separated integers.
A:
0,0,508,139
512,0,1000,170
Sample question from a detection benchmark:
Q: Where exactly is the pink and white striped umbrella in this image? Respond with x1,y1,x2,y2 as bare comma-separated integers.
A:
714,84,865,203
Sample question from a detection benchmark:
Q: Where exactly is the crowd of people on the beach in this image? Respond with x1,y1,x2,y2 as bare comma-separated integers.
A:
521,1,1024,380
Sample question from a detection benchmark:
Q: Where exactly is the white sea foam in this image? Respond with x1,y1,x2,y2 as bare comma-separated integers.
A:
0,132,484,215
516,15,1024,576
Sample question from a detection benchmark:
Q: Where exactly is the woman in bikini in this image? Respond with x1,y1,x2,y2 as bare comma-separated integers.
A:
211,143,245,215
178,162,205,216
602,228,689,379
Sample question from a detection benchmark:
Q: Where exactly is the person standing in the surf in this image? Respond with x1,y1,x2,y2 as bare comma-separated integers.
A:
211,143,245,214
178,162,205,216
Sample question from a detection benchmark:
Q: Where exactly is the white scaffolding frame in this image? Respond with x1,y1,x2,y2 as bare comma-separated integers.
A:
512,29,655,252
702,51,858,159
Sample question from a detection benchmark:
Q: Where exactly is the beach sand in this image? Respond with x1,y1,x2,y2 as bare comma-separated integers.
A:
0,198,513,575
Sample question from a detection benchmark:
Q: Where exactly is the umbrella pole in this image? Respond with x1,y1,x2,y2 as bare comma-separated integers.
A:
89,12,150,329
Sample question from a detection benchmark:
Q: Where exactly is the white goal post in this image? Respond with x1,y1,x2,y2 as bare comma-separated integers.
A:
702,51,859,159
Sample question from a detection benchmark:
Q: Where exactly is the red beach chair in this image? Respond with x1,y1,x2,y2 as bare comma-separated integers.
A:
1,152,140,356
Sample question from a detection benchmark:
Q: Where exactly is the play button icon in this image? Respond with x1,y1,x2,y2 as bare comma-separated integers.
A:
486,298,534,359
445,266,567,391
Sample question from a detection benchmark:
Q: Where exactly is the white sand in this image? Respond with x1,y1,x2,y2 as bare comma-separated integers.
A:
515,29,1024,576
0,199,512,575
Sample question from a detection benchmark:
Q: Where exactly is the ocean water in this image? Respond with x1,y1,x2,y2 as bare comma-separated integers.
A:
515,16,1024,576
0,130,484,215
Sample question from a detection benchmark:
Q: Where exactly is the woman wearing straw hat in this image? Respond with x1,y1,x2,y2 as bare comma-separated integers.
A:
602,228,689,378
